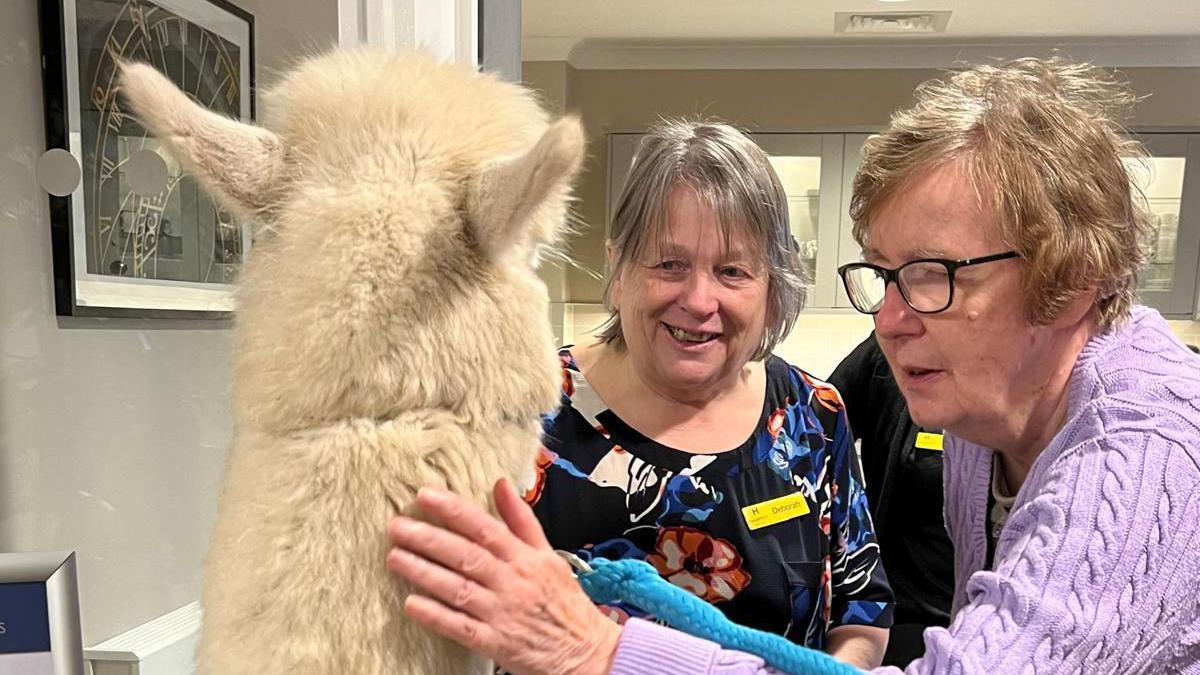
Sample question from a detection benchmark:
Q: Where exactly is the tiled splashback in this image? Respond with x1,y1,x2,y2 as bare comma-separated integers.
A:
1168,319,1200,348
556,303,1200,381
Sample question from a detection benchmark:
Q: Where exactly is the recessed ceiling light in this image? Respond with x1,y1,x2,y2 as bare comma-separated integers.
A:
834,10,952,34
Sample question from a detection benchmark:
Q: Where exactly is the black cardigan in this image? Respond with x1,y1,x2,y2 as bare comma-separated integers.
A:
828,333,954,632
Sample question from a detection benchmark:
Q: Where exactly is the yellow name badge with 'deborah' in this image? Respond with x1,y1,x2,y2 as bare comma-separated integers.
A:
915,431,944,451
741,492,810,531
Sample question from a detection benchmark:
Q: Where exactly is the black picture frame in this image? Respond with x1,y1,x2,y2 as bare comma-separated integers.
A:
37,0,255,319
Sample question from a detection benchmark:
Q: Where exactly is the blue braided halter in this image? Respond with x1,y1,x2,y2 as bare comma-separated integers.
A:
568,555,862,675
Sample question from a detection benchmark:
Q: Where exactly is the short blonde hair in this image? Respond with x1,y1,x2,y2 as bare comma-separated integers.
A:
850,58,1154,328
599,119,807,360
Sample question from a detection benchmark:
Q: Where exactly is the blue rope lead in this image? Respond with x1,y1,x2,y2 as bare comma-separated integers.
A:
575,557,862,675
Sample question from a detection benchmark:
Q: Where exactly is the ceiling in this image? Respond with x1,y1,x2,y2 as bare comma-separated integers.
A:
522,0,1200,67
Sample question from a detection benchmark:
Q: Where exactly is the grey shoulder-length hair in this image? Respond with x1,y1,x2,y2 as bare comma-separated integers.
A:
598,119,808,360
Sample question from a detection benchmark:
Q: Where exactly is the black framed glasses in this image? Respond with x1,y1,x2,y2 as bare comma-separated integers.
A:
838,251,1020,315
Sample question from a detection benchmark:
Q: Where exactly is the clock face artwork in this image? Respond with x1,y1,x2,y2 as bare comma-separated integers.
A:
76,0,247,284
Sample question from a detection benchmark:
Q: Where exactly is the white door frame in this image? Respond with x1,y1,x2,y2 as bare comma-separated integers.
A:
337,0,478,66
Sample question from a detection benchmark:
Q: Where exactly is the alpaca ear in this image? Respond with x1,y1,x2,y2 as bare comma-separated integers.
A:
117,60,286,220
470,116,585,255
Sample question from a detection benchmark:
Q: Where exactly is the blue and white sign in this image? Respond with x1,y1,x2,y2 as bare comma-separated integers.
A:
0,581,54,674
0,553,82,675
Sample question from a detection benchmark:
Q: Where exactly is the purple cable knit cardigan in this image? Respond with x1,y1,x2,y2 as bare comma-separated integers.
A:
610,306,1200,674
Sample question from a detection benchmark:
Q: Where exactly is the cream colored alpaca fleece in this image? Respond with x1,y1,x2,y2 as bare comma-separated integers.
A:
118,49,585,674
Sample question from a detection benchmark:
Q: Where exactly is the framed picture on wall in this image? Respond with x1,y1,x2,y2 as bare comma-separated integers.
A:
37,0,255,318
0,551,83,675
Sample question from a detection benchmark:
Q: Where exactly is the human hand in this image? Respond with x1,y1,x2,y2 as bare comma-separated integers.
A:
386,478,622,675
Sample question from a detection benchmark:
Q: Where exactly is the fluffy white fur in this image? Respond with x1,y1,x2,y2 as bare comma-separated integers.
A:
119,49,584,674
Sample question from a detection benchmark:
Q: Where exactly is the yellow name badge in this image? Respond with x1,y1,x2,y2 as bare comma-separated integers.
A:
915,431,944,451
741,492,810,531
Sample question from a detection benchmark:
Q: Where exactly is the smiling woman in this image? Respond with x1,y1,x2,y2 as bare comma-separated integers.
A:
601,184,772,404
526,120,893,668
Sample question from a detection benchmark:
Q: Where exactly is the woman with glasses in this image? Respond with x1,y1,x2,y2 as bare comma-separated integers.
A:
384,58,1200,674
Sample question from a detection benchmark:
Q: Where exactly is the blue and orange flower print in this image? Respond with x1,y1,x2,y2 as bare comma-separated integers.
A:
646,526,752,603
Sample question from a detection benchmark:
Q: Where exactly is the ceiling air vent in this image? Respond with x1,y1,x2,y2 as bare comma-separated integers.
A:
834,11,952,34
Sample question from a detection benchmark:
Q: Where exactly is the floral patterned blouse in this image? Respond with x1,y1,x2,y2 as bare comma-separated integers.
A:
525,348,895,649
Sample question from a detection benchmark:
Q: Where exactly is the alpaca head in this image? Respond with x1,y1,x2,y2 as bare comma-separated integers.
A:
119,50,585,433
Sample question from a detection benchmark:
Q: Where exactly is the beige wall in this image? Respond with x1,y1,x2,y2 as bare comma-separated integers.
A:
524,64,1200,304
236,0,339,89
522,60,571,115
521,61,575,340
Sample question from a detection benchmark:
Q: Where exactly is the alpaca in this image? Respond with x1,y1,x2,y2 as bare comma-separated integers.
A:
118,49,585,674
